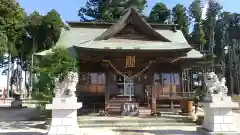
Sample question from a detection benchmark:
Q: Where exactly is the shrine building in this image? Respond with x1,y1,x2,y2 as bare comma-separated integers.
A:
38,8,203,115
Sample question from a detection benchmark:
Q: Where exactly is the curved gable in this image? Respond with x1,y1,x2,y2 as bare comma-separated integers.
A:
95,8,171,42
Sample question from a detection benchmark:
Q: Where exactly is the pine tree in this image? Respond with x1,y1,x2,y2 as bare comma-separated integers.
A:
172,4,190,38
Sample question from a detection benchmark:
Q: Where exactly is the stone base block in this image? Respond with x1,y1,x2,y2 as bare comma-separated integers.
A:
47,110,80,135
48,125,79,135
46,98,82,110
46,99,82,135
197,127,240,135
203,122,238,132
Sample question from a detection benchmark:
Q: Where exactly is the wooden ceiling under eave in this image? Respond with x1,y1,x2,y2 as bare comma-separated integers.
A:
74,45,191,56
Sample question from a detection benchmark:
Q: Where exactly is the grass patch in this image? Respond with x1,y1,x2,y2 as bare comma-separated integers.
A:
232,95,240,102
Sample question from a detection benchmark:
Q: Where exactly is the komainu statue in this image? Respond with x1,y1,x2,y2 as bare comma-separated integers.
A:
203,72,228,99
54,71,78,98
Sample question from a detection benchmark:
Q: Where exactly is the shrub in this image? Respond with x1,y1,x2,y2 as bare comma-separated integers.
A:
33,48,78,117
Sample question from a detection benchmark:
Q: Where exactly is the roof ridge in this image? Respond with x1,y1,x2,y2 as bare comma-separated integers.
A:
67,21,177,27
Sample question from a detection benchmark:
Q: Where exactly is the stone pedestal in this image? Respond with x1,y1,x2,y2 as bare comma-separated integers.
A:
197,96,239,135
46,97,82,135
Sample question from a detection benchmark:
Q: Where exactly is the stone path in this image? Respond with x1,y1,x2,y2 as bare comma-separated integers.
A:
77,112,199,135
0,107,198,135
0,107,47,135
0,107,240,135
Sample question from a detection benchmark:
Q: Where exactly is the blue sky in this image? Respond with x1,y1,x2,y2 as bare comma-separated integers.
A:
17,0,240,21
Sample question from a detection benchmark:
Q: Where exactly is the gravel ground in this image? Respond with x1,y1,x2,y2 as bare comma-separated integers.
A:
0,106,239,135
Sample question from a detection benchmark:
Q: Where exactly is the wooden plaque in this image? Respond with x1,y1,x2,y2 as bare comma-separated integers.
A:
126,56,136,68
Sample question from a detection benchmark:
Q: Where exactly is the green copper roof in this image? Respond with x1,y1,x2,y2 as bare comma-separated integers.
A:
185,49,203,59
36,27,203,59
36,7,202,59
55,28,106,48
55,27,190,48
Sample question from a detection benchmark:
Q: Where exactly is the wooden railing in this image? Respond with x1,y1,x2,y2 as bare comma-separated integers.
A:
77,84,105,93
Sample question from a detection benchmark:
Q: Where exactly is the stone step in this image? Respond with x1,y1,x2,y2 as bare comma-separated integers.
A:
78,119,196,128
111,96,136,100
109,97,138,115
109,101,137,104
139,109,151,114
110,99,137,103
109,103,138,107
109,105,146,109
78,111,196,124
108,108,150,112
112,95,136,98
78,117,194,123
78,123,196,128
109,107,121,110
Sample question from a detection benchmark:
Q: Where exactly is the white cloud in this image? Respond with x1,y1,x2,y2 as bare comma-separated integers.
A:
202,3,208,19
201,0,223,19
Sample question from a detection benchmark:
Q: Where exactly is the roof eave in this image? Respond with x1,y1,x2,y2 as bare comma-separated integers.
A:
73,45,192,56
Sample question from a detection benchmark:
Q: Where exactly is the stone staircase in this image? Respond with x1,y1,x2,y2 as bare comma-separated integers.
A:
108,95,137,115
139,106,151,116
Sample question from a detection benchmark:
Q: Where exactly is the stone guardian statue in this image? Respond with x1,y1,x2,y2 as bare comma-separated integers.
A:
54,71,78,98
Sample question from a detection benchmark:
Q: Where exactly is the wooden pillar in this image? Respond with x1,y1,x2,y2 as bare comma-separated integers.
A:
170,73,173,111
180,69,193,115
180,69,183,93
180,69,184,111
151,72,156,115
105,72,109,115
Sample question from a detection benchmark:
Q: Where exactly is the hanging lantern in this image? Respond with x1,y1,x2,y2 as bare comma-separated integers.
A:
126,56,136,68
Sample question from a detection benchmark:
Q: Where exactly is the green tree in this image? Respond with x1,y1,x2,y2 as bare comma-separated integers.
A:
148,2,170,23
33,48,78,116
79,0,147,22
172,4,190,38
225,13,240,95
0,31,7,56
204,0,222,53
190,23,206,45
78,0,104,21
40,10,65,51
189,0,202,22
101,0,146,22
25,10,64,53
188,0,206,49
0,0,26,97
18,10,65,98
1,1,25,56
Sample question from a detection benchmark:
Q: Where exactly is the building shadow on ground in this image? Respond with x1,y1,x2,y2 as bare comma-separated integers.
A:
112,129,198,135
0,132,46,135
0,121,48,130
